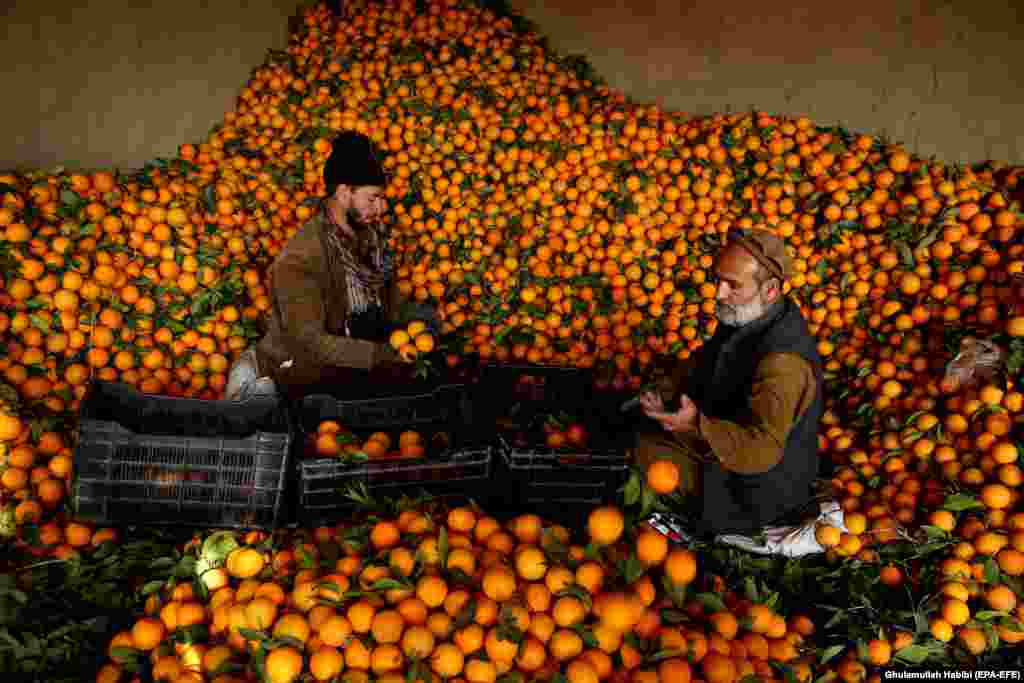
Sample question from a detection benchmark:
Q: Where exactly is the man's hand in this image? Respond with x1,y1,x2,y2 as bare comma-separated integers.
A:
643,393,699,433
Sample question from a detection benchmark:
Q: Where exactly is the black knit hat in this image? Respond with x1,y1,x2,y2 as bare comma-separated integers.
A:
323,132,387,194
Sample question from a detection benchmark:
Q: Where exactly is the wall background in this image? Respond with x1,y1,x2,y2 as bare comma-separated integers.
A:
3,0,305,173
509,0,1023,165
3,0,1022,172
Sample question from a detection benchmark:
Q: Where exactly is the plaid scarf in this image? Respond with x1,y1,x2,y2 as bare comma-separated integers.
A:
320,204,392,324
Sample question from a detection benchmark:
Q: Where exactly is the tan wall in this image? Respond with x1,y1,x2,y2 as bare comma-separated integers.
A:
2,0,307,173
4,1,1021,172
511,0,1024,165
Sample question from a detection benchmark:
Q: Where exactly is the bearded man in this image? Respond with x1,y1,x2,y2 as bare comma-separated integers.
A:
635,229,824,537
225,132,430,400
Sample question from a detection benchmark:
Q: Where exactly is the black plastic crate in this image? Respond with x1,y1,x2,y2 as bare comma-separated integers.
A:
72,381,292,530
299,447,493,526
295,383,472,436
477,362,642,452
498,435,630,503
295,384,493,524
493,435,631,531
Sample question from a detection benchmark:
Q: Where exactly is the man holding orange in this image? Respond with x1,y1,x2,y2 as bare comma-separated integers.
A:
225,132,432,400
635,230,824,536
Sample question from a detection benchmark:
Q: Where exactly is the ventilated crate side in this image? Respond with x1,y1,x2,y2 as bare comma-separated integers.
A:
298,448,492,525
297,384,471,434
73,423,291,529
496,436,630,506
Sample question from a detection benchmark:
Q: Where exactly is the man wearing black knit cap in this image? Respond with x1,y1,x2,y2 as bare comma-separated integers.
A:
225,132,429,400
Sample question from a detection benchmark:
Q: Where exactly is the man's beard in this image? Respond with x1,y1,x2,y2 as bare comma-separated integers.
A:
346,207,376,234
717,293,769,327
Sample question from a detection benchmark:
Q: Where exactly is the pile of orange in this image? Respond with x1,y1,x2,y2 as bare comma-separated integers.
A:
312,421,426,460
95,501,819,683
0,0,1022,676
388,321,435,362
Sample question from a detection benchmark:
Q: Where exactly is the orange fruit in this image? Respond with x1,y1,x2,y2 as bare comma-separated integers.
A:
636,529,669,566
586,506,624,546
596,593,642,633
265,646,303,683
309,646,344,681
646,459,680,494
431,642,464,678
815,524,841,547
370,521,401,549
664,548,698,586
0,414,23,441
370,610,405,644
515,546,548,581
414,333,435,353
482,566,517,602
702,652,737,683
226,547,266,579
389,329,410,349
131,617,166,651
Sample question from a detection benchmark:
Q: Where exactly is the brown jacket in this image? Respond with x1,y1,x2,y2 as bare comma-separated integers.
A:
254,212,405,396
653,348,817,474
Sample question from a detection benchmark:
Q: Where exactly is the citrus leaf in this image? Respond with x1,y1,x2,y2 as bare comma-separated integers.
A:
819,644,845,664
647,648,686,663
984,557,1001,585
109,646,141,664
201,531,239,566
942,493,984,512
894,644,933,664
696,592,727,613
238,627,268,642
743,576,758,603
371,579,413,591
438,526,449,567
973,610,1009,622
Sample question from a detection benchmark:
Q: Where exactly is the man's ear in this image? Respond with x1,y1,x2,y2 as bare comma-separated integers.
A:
763,278,782,301
333,184,350,203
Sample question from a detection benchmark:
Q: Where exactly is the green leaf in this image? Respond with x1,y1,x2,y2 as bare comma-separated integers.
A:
296,545,316,570
984,557,1002,585
109,646,141,664
696,593,727,613
819,644,845,664
639,486,657,518
370,579,413,592
618,554,645,585
238,627,267,642
973,610,1009,621
659,608,687,625
28,314,52,332
203,184,217,214
141,580,165,596
894,644,931,664
920,525,951,542
454,599,478,630
743,576,759,603
942,493,985,512
438,527,449,568
201,531,240,566
647,648,686,663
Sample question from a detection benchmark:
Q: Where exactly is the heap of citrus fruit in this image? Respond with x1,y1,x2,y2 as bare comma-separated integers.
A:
0,0,1022,676
94,499,821,683
312,422,429,460
388,321,435,362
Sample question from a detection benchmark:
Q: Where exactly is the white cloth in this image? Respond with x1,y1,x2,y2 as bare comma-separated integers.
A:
224,347,278,401
714,500,847,558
